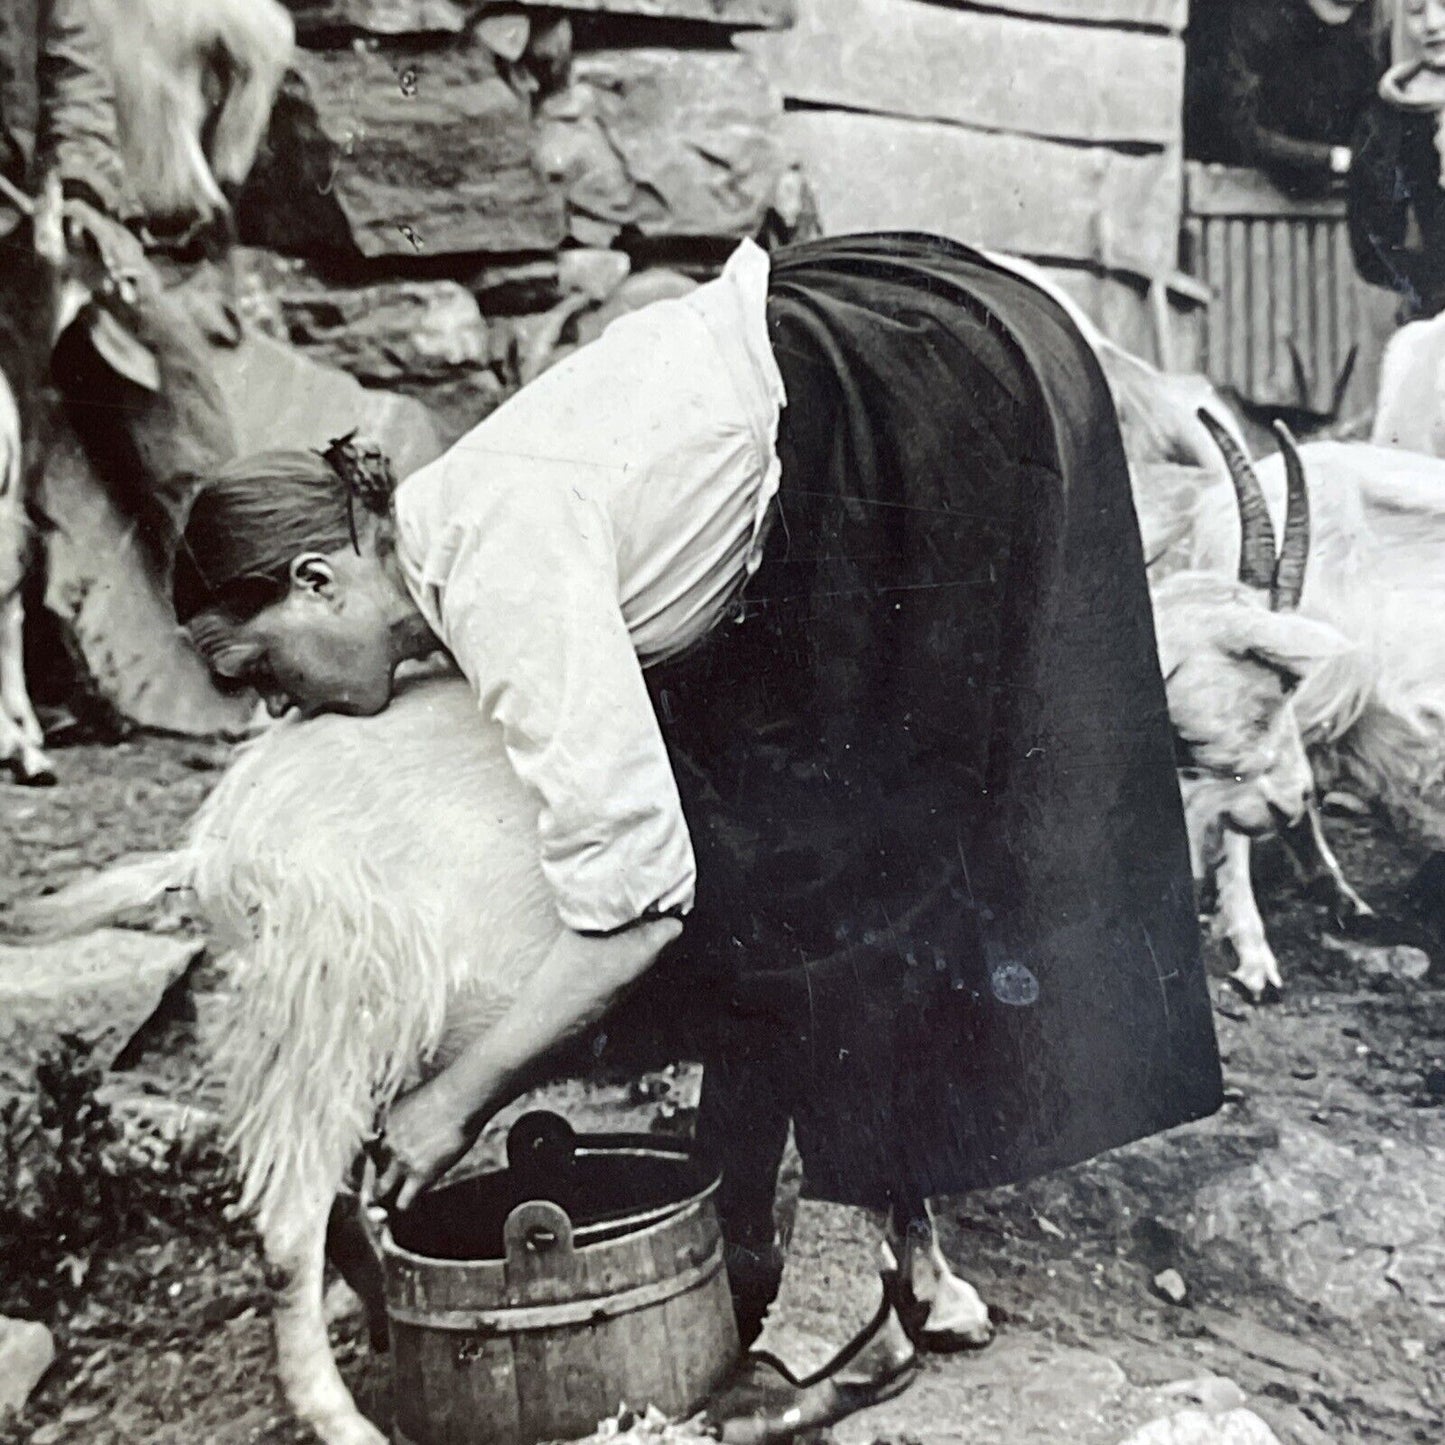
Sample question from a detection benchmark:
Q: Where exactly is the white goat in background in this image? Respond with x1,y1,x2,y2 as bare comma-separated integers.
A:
1373,310,1445,458
0,0,288,779
100,0,294,226
1153,416,1365,999
1,179,75,784
1189,437,1445,994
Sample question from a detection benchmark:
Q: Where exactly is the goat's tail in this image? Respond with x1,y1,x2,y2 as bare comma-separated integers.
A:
0,852,194,942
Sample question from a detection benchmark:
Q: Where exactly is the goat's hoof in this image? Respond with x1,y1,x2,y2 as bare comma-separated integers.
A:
1225,972,1282,1006
915,1306,995,1354
898,1269,994,1353
3,757,58,787
308,1415,387,1445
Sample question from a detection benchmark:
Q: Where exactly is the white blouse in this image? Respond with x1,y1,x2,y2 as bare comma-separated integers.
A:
393,239,787,934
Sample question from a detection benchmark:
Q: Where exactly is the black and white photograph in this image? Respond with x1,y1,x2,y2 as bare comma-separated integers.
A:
0,2,1441,1443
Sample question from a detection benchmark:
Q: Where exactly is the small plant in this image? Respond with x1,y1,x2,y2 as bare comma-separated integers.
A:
0,1035,241,1314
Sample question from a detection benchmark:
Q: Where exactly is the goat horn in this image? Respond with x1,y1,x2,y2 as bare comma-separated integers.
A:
1197,408,1276,593
1329,344,1359,419
1271,420,1310,612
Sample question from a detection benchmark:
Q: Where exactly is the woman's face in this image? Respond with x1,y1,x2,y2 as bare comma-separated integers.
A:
1405,0,1445,69
197,554,398,720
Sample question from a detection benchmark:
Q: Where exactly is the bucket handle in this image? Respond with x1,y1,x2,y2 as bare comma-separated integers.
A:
504,1199,575,1271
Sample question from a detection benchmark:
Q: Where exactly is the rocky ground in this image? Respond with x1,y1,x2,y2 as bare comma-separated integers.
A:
1,735,1442,1445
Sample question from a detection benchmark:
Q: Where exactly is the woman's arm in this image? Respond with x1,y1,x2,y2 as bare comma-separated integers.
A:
1218,9,1336,186
371,915,682,1212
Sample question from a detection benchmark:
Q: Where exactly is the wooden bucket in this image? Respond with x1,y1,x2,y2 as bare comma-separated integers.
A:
380,1112,740,1445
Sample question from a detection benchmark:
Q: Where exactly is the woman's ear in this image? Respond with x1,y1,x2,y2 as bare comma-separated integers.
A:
290,553,338,596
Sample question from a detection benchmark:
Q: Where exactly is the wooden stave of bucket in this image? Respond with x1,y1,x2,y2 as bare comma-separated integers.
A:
380,1123,739,1445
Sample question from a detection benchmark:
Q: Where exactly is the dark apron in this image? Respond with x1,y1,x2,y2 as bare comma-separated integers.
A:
625,233,1220,1210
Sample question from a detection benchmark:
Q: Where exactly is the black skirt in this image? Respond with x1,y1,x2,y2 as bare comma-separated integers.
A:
633,233,1221,1209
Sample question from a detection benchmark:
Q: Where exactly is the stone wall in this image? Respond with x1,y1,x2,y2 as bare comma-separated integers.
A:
236,0,799,439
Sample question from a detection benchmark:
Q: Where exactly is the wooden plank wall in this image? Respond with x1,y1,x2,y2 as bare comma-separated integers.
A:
743,0,1188,295
1182,164,1397,418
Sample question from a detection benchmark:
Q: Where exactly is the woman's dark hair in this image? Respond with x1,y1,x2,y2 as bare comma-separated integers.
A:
173,434,397,625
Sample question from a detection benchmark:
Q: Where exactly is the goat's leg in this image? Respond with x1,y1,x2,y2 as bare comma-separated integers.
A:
1213,832,1284,1001
879,1194,992,1352
326,1189,389,1352
0,593,55,784
1278,802,1375,930
265,1198,385,1445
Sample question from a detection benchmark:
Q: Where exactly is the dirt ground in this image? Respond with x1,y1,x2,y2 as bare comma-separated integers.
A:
1,735,1442,1445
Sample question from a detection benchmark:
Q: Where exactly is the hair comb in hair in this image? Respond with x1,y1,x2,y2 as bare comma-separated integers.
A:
321,431,399,553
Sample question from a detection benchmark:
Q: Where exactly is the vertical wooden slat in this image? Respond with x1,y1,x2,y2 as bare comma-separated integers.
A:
1249,219,1271,395
1204,218,1226,378
1315,221,1335,400
1269,218,1289,398
1229,219,1250,388
1186,176,1377,413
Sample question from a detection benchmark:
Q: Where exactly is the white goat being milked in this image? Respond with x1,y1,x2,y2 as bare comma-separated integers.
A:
7,681,555,1445
99,0,294,226
1152,416,1367,1000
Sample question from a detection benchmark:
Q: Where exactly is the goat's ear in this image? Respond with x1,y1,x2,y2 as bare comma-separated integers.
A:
1230,610,1353,687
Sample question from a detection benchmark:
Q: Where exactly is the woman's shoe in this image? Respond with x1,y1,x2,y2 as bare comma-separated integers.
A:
704,1272,920,1445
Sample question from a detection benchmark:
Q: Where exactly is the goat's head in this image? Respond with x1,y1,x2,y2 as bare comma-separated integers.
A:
1154,416,1353,879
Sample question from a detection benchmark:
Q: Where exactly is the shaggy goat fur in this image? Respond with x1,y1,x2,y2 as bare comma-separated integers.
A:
1374,309,1445,458
17,679,558,1256
101,0,294,223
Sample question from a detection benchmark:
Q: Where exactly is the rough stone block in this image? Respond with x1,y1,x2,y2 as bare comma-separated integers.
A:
278,275,490,386
1118,1409,1283,1445
0,1317,54,1417
239,43,566,259
0,931,201,1086
282,0,469,37
536,48,783,243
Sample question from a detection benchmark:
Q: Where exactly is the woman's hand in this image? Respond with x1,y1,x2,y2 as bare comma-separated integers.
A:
367,916,681,1215
368,1075,484,1214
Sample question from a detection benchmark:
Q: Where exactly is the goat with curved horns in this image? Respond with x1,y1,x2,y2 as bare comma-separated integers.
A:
1153,414,1366,999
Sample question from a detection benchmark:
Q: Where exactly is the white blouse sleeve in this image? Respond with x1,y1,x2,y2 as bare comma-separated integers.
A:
426,466,697,935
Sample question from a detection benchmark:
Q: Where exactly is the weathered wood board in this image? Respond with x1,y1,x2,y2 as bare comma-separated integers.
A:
949,0,1186,32
781,111,1182,279
239,45,566,259
743,0,1182,148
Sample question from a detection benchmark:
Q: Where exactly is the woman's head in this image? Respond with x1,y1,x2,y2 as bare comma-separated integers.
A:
1403,0,1445,69
176,438,427,719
